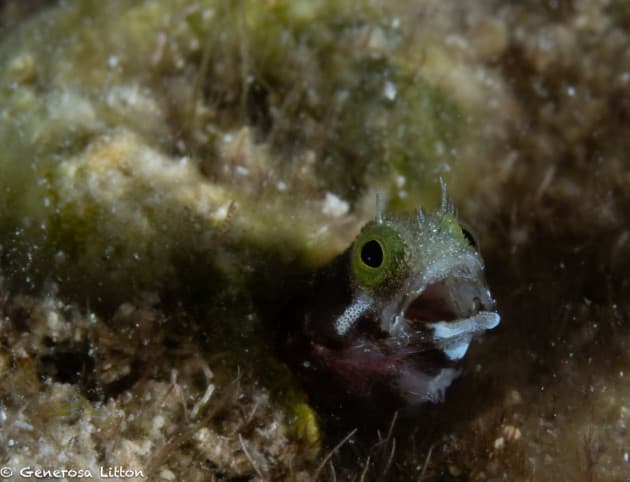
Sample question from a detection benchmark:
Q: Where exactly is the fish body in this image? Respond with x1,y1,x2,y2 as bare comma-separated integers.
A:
283,196,500,413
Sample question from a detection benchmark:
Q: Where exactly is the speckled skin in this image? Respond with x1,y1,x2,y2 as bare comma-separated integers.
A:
283,201,500,415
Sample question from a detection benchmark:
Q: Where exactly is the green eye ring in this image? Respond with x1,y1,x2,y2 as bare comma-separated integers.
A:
351,223,408,288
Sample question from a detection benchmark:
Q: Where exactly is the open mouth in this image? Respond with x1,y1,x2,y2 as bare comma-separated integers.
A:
401,277,500,360
404,277,492,322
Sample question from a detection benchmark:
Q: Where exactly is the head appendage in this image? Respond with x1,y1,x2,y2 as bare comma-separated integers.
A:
375,192,383,224
416,207,425,230
439,178,448,211
439,178,457,216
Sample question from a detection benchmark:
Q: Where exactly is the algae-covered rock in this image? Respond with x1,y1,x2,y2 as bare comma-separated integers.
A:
0,0,505,307
0,0,486,477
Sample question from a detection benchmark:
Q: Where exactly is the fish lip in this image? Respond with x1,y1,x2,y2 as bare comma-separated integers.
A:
423,310,500,361
385,274,499,347
427,310,501,340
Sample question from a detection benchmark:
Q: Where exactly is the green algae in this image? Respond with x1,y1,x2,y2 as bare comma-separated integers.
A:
0,0,466,306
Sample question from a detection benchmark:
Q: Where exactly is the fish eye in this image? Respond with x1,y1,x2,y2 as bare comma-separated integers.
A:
360,240,383,268
351,223,408,288
461,226,478,249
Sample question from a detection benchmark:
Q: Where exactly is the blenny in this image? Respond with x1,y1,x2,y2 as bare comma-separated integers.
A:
283,186,500,413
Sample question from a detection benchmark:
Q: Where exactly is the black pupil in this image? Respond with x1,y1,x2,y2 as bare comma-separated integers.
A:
361,240,383,268
462,229,477,248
